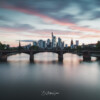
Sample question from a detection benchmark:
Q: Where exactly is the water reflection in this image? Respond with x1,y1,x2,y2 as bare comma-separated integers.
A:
6,53,100,87
0,53,100,100
34,60,58,64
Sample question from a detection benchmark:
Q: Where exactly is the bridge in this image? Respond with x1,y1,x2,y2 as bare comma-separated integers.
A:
0,49,100,62
0,49,69,62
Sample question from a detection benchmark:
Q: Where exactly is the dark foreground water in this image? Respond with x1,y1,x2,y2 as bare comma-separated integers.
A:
0,53,100,100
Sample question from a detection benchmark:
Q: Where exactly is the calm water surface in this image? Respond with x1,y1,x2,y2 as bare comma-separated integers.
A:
0,53,100,100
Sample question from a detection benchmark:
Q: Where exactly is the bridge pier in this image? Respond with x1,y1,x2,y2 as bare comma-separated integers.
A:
96,57,100,60
58,52,63,62
83,51,91,61
83,56,91,61
30,51,34,62
0,55,7,62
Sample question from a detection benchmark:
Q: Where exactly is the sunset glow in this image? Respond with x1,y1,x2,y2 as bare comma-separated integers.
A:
0,0,100,46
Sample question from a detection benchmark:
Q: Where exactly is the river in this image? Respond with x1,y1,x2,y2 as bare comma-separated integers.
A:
0,53,100,100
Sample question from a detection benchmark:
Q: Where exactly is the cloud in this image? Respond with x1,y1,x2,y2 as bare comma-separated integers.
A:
0,0,100,46
0,0,100,34
0,15,11,21
14,24,34,30
19,40,34,42
89,11,100,20
80,34,100,39
52,14,79,23
29,29,83,36
0,4,75,26
0,24,34,32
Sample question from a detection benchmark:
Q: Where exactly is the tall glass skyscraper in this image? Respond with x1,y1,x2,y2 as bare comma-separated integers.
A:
52,32,56,48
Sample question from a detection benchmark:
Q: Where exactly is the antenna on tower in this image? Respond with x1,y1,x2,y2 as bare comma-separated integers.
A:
51,32,53,37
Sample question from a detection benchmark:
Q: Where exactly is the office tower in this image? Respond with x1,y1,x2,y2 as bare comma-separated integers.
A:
47,39,51,48
71,39,74,49
47,39,50,45
76,40,79,46
71,39,73,46
52,32,56,48
61,42,64,49
65,44,68,48
43,41,46,48
38,40,44,48
58,37,62,48
25,44,31,50
33,41,37,46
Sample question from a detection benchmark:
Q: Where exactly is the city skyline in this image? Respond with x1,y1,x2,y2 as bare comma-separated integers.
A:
0,0,100,46
31,32,66,49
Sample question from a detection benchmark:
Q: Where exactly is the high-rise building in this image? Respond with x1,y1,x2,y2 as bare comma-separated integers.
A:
58,37,62,48
71,39,73,46
38,40,44,48
38,40,46,49
58,37,65,49
76,40,79,46
71,39,74,49
47,39,51,48
33,41,37,46
47,39,50,45
24,44,31,50
43,41,46,48
61,42,64,49
52,32,56,48
65,44,68,48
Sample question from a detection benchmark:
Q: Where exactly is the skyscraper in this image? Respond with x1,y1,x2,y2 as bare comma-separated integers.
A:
71,39,74,49
62,42,64,49
52,32,53,47
71,39,73,46
33,41,37,46
58,37,63,49
38,40,44,48
76,40,79,46
52,32,53,39
47,39,50,45
52,32,56,48
47,39,51,48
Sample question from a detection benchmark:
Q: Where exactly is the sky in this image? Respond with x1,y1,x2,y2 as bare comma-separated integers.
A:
0,0,100,46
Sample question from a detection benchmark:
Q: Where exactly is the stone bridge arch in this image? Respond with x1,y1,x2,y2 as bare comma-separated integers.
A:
26,51,64,62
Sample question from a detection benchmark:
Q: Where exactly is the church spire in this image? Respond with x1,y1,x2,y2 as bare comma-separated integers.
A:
19,40,21,48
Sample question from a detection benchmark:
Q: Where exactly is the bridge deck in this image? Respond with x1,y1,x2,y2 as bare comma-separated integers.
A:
0,50,100,57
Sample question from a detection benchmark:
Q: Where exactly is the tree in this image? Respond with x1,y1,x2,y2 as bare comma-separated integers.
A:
96,41,100,50
0,42,5,50
30,46,39,50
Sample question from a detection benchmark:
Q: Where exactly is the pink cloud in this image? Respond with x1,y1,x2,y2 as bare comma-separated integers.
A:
70,26,100,33
1,4,74,26
1,3,100,41
2,4,100,33
29,29,83,36
0,27,22,32
80,35,100,39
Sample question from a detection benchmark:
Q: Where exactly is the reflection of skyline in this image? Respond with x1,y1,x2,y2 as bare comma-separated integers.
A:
0,0,100,46
1,52,100,100
7,53,80,65
7,52,99,65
